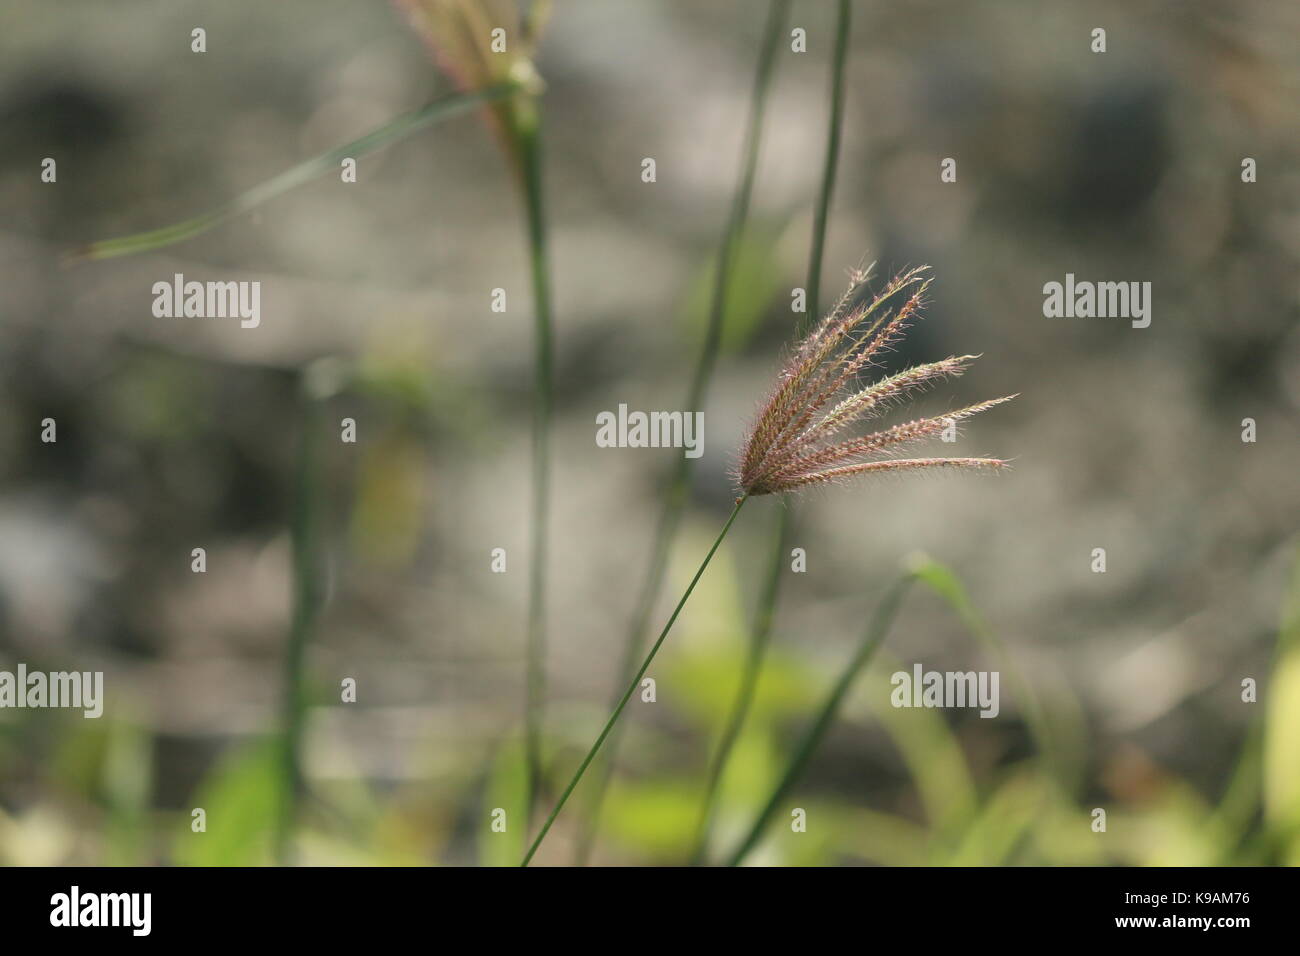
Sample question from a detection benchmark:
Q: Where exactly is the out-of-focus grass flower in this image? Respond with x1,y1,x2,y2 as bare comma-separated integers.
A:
393,0,549,174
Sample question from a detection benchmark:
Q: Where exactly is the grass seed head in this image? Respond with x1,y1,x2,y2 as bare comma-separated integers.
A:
738,265,1016,496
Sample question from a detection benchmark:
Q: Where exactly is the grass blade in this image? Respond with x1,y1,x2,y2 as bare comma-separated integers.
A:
507,100,556,823
277,373,327,864
570,0,790,864
805,0,850,325
692,0,851,863
724,572,913,866
73,82,520,261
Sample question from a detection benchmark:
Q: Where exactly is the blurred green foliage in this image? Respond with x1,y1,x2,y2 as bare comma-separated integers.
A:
173,739,279,867
680,225,786,354
3,540,1295,867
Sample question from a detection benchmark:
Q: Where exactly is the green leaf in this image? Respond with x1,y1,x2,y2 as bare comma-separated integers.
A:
478,737,528,867
602,778,702,860
833,806,931,866
944,770,1043,866
173,739,281,866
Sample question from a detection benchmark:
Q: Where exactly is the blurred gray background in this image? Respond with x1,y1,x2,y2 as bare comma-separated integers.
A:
0,0,1297,864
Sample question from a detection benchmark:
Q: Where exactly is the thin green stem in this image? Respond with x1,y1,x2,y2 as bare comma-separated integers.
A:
724,573,913,867
688,1,852,863
570,0,789,865
73,82,520,261
278,379,325,865
522,496,750,866
508,102,555,823
806,0,851,324
570,461,688,863
688,504,790,864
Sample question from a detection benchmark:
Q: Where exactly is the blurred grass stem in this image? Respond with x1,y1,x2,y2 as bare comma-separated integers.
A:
277,382,325,864
687,504,790,863
571,0,789,865
690,0,850,863
506,99,556,823
724,573,913,867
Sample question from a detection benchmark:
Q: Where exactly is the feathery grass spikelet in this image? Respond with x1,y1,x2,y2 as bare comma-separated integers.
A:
738,265,1016,496
394,0,547,92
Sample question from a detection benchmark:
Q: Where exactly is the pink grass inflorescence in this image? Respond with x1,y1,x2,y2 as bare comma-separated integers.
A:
738,265,1016,496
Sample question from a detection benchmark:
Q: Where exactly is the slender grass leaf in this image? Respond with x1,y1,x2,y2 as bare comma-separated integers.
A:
73,82,519,261
479,736,528,867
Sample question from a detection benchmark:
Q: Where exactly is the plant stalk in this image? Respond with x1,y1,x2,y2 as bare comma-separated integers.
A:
806,0,851,324
506,99,555,823
570,0,789,866
688,0,851,863
522,496,750,866
278,381,325,864
687,503,791,864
